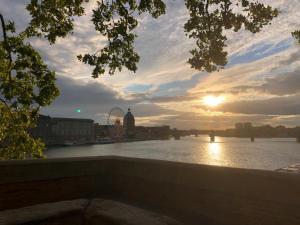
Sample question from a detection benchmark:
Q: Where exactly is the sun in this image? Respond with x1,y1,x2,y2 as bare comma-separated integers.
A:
203,95,225,107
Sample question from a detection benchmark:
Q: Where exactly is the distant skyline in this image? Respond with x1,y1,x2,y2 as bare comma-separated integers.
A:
1,0,300,129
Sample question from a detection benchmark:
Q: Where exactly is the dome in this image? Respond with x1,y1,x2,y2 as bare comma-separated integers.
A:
124,108,134,121
123,108,135,130
123,108,135,138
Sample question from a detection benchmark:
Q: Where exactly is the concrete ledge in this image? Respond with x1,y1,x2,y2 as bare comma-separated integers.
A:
1,156,300,225
0,199,89,225
0,199,182,225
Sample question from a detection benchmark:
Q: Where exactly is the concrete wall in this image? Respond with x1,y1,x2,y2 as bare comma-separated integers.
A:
1,156,300,225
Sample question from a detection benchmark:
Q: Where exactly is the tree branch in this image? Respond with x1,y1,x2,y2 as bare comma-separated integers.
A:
0,13,12,81
0,97,15,122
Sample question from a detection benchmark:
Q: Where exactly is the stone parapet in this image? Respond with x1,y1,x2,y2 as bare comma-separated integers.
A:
1,156,300,225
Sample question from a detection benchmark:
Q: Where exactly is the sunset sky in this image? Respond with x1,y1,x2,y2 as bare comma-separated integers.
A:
1,0,300,129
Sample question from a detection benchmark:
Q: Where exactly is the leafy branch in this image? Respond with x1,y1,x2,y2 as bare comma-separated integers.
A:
24,0,281,75
0,14,59,159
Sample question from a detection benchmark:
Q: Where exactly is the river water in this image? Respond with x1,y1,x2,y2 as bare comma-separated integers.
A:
45,136,300,171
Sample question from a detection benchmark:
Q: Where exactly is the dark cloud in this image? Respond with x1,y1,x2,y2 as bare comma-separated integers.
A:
132,103,178,117
257,71,300,95
270,115,300,127
41,76,126,120
233,70,300,96
150,95,195,103
273,50,300,68
41,76,178,123
53,76,122,106
214,95,300,115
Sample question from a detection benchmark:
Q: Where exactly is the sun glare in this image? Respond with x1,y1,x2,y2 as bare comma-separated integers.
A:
203,95,225,107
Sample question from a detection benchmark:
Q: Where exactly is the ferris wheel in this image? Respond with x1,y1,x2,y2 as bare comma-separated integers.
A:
107,107,125,126
107,107,125,140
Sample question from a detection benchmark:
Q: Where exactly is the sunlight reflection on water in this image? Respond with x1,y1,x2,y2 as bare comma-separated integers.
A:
208,142,221,161
45,136,300,171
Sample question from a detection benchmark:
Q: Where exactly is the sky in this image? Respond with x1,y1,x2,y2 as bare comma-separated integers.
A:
1,0,300,130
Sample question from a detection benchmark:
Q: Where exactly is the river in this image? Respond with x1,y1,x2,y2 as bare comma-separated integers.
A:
45,136,300,171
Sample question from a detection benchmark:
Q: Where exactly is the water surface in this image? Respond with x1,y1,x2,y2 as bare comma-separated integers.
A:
45,136,300,170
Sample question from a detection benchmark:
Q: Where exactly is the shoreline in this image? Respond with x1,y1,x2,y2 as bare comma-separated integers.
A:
46,138,171,148
44,135,300,151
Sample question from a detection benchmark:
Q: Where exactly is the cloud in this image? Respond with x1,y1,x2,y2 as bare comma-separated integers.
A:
225,0,300,58
269,115,300,127
150,95,196,103
233,70,300,96
139,111,278,130
213,95,300,115
41,75,178,123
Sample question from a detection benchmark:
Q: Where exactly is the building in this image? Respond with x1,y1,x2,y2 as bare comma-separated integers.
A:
50,117,94,145
123,108,135,138
30,116,94,145
135,126,170,140
233,122,254,137
94,123,110,139
235,123,244,129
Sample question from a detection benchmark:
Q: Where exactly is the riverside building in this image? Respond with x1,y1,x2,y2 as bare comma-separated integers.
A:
30,115,94,145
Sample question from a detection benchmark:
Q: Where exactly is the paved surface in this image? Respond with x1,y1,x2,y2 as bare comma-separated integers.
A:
0,199,182,225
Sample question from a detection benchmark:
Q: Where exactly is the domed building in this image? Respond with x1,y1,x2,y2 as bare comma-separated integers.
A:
123,108,135,138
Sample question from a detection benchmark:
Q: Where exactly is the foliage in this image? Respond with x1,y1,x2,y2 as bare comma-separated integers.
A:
25,0,87,43
26,0,279,76
184,0,279,72
0,19,59,159
292,30,300,44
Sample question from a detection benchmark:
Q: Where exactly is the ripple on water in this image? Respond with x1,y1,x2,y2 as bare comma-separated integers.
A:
45,136,300,171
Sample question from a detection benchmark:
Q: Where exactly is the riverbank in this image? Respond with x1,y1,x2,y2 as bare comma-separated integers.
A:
47,138,170,148
46,135,300,149
1,156,300,225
